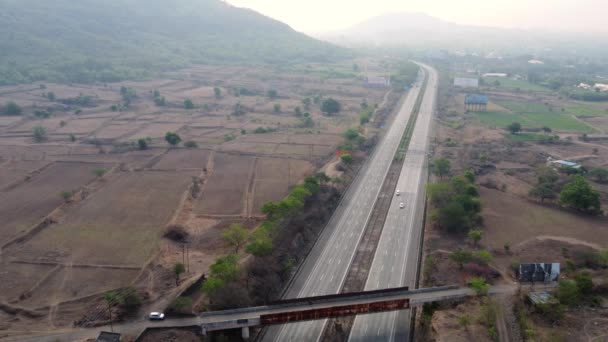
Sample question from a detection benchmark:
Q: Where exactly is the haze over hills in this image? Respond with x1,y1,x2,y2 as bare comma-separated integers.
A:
318,12,608,58
0,0,348,85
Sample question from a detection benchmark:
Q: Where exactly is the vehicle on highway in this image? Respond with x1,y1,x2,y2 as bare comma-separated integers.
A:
148,312,165,320
396,189,401,196
399,202,405,209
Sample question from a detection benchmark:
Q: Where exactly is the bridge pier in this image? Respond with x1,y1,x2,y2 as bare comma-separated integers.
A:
242,326,250,340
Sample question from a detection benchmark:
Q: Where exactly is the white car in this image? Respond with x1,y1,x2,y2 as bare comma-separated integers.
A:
395,190,401,196
399,202,405,209
149,312,165,320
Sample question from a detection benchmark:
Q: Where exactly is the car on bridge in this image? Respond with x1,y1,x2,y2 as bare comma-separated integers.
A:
148,312,165,320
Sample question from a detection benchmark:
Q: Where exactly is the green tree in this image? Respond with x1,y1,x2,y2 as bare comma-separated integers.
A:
321,98,341,115
542,126,552,134
589,168,608,183
210,255,239,281
301,97,311,110
294,106,302,116
468,229,482,247
47,92,56,101
529,182,557,203
458,314,472,331
137,138,148,150
341,154,353,166
184,140,198,148
2,101,22,116
574,271,593,294
557,279,580,306
33,125,47,142
344,128,360,141
473,250,493,265
273,103,281,113
214,87,222,99
103,291,118,332
245,230,273,257
559,175,601,214
431,158,451,179
170,296,193,312
174,262,185,286
450,250,473,269
165,132,182,147
184,99,194,109
267,89,278,99
69,134,76,142
222,224,249,253
202,277,225,295
507,122,522,134
464,170,475,183
94,168,106,178
536,165,559,185
469,277,489,295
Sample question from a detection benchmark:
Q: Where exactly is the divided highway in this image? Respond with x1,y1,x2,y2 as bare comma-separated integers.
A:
267,70,427,342
349,63,438,342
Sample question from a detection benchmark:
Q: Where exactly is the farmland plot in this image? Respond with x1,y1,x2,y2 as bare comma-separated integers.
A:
8,171,195,265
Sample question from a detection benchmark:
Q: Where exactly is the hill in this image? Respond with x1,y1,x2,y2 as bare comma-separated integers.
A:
0,0,348,85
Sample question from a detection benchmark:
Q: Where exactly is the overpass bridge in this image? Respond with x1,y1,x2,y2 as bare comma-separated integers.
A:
199,285,475,338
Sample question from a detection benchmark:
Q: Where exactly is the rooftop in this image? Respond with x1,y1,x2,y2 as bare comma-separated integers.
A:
96,331,121,342
528,291,558,305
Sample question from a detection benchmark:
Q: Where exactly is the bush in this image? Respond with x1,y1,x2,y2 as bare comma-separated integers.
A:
184,140,198,148
2,101,22,116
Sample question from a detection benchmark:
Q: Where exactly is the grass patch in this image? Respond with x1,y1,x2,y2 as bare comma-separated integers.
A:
506,133,544,142
566,102,608,116
473,100,596,133
483,77,549,92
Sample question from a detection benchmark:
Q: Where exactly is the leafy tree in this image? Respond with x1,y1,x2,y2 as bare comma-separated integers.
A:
165,132,182,147
94,168,106,178
153,89,161,98
294,106,302,116
222,224,249,253
472,250,493,265
574,271,593,294
536,166,559,185
33,125,47,142
469,277,489,295
315,172,331,185
468,229,482,247
154,96,166,106
542,126,552,134
119,287,141,313
559,175,601,214
170,296,193,312
273,103,281,113
301,97,311,110
2,101,22,116
267,89,278,99
450,250,473,269
214,87,222,99
245,230,273,257
344,128,360,141
341,154,353,166
529,182,557,203
321,98,341,115
184,140,198,148
507,122,522,134
137,138,148,150
60,191,73,202
34,110,51,118
174,262,185,286
464,170,475,183
458,315,472,331
210,255,239,281
47,92,56,101
103,291,118,332
184,99,194,109
589,168,608,183
557,279,580,306
432,158,451,179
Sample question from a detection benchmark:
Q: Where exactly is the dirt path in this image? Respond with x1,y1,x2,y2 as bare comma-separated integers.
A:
514,235,605,251
48,260,73,328
243,157,258,218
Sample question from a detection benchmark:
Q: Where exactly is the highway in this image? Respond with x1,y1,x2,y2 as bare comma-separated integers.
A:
266,71,426,342
349,63,438,342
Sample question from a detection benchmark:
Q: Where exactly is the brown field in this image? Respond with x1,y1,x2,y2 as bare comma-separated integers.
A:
0,60,391,333
195,153,255,215
0,161,110,244
8,171,195,265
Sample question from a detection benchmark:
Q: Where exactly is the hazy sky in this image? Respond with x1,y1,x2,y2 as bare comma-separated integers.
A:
227,0,608,33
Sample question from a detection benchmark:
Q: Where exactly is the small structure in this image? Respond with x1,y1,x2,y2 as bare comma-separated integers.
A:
518,263,560,283
365,76,391,88
548,159,582,170
454,77,479,88
528,291,559,305
464,94,488,111
483,73,507,77
96,331,121,342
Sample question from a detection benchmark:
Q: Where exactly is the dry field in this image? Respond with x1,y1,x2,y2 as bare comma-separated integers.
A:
0,60,391,333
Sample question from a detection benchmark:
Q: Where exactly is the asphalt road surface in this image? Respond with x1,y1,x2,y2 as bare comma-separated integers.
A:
348,63,438,342
266,71,427,342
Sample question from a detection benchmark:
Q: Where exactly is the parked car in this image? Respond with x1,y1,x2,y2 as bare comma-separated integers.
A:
395,190,401,196
149,312,165,320
399,202,405,209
